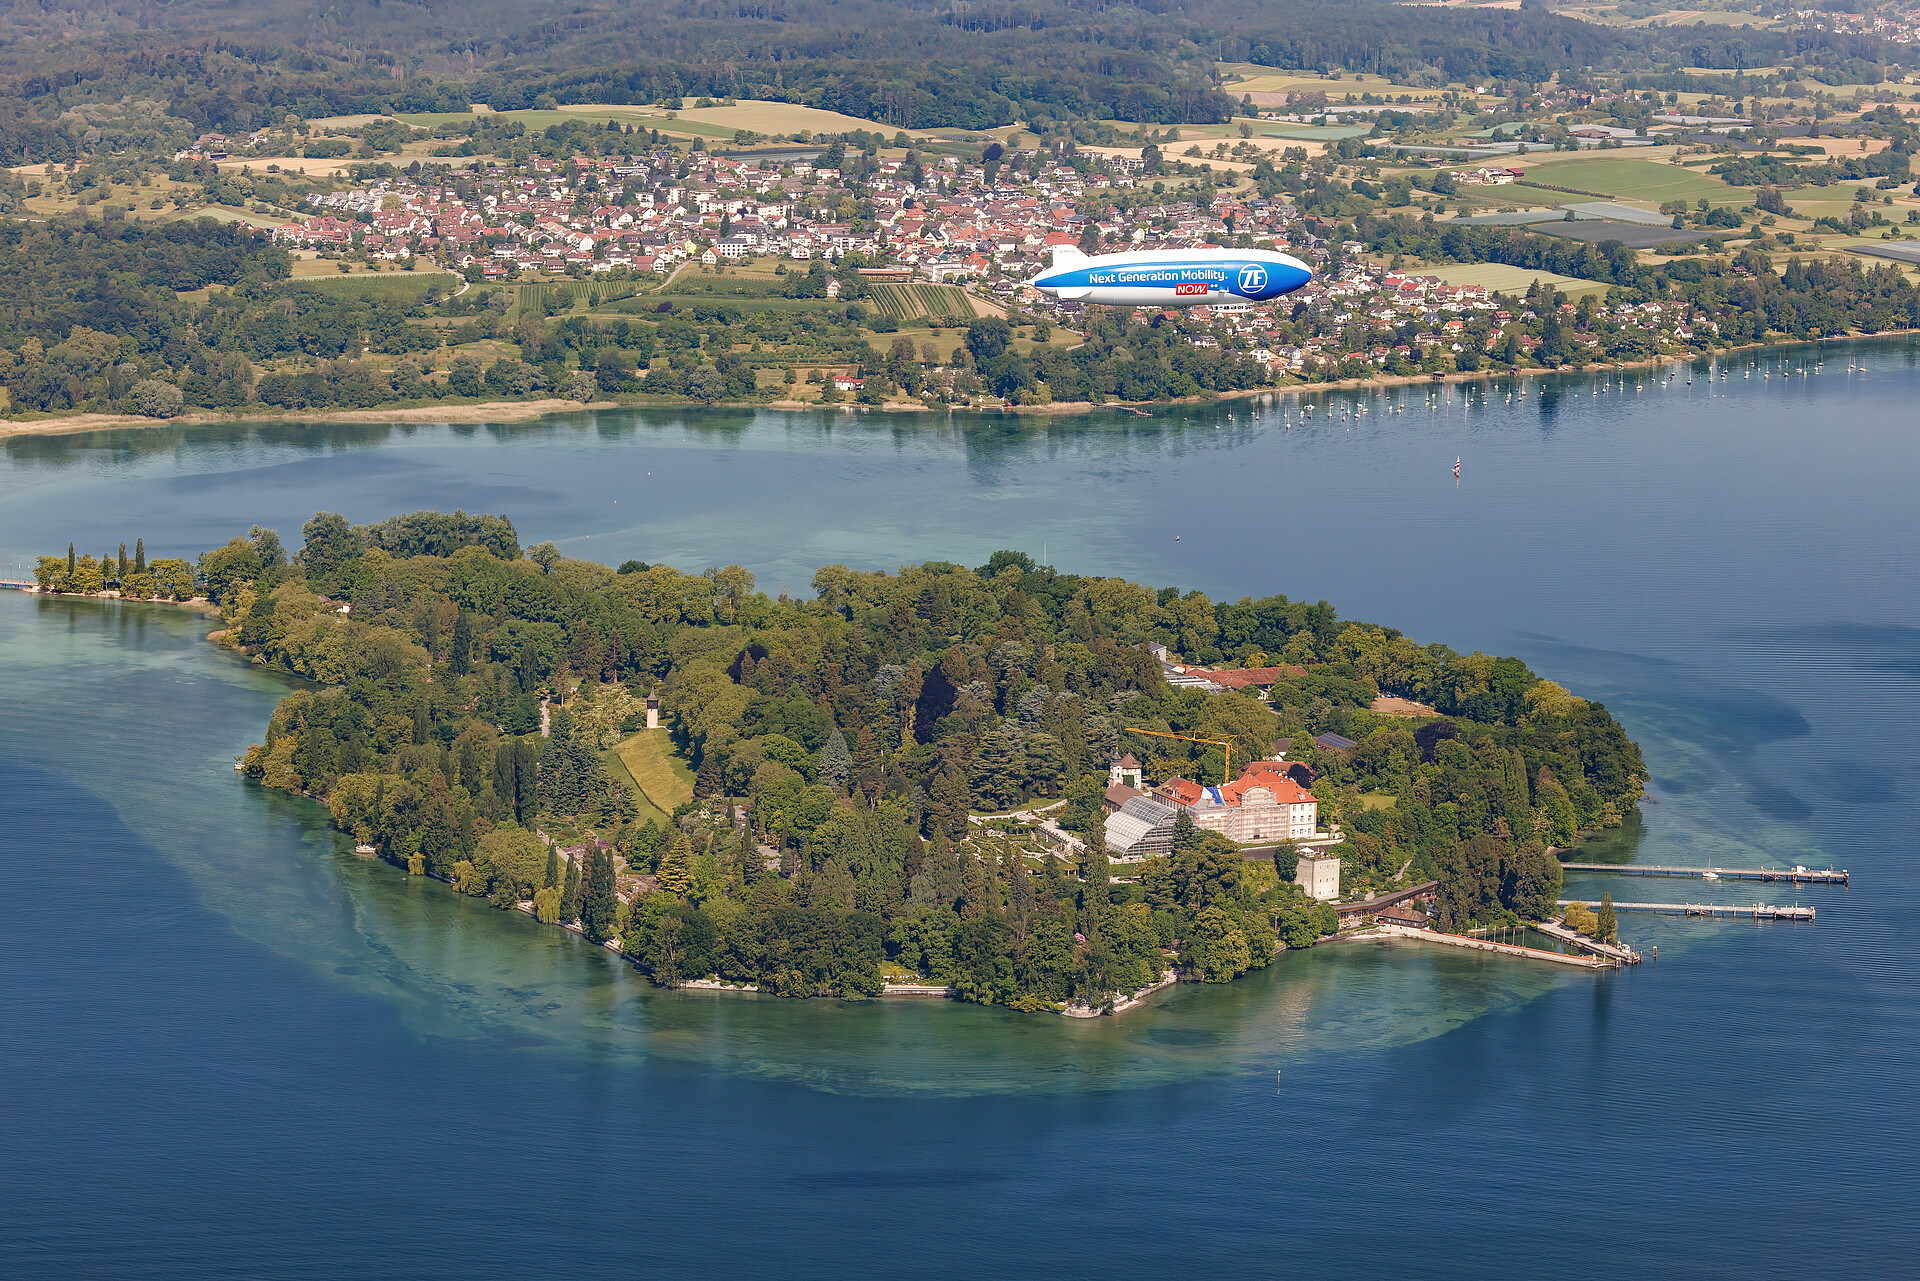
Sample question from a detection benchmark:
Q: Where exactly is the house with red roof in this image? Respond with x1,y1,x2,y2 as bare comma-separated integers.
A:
1152,759,1318,843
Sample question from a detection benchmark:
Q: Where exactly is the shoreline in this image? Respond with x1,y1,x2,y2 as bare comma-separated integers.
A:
7,585,222,614
0,397,624,441
3,330,1912,439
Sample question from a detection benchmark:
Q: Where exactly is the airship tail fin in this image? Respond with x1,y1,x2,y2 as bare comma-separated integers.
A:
1049,245,1088,267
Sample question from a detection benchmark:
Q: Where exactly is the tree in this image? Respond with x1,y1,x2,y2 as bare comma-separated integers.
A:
299,512,359,586
1595,892,1617,943
688,365,727,402
562,855,582,922
965,316,1012,363
132,538,146,575
656,829,692,895
1501,841,1563,920
1170,807,1199,856
449,610,473,675
819,728,853,793
529,541,561,575
129,379,184,417
544,843,560,890
1271,839,1300,883
581,849,617,942
1184,905,1252,982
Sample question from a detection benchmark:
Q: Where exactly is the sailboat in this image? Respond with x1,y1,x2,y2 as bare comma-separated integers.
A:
1452,457,1461,481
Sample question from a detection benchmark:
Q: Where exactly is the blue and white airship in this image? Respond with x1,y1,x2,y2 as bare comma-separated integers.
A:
1028,245,1313,307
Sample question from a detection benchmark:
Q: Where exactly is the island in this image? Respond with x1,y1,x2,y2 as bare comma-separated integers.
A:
30,510,1648,1012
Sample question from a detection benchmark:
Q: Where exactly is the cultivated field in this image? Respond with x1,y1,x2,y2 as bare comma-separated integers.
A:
513,279,647,316
371,99,951,146
286,273,459,303
1516,155,1748,206
1417,263,1611,298
868,282,977,321
1215,62,1449,103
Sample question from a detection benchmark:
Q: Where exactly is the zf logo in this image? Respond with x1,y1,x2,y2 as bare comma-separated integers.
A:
1236,265,1268,295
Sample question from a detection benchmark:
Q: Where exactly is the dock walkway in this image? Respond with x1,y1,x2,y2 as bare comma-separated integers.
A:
1533,918,1641,963
1558,899,1815,921
1560,863,1847,885
1376,923,1614,968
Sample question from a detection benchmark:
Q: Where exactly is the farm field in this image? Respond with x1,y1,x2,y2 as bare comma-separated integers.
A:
868,282,977,322
378,99,946,145
1784,188,1870,219
219,154,362,177
285,273,459,304
1416,263,1610,298
510,279,647,316
1215,62,1448,102
604,294,841,315
566,100,930,138
391,107,739,141
167,202,297,229
1517,155,1748,206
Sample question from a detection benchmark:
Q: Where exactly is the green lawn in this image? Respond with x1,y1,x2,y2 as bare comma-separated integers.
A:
611,729,695,824
1520,156,1748,206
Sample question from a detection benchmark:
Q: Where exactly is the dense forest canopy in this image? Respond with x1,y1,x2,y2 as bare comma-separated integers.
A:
79,510,1650,1007
0,0,1905,158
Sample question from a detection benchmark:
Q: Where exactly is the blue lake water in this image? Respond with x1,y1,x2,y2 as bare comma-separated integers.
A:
3,345,1917,1276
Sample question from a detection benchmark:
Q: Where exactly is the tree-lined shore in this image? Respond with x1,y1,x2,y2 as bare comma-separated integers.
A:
30,509,1646,1009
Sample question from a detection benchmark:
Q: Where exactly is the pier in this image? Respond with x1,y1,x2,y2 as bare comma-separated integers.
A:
1558,900,1815,922
1374,922,1616,968
1559,862,1847,885
1532,918,1642,964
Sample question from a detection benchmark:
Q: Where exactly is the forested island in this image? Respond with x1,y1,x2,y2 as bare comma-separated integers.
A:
39,511,1646,1010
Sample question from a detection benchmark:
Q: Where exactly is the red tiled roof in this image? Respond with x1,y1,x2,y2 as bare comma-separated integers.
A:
1209,665,1306,689
1220,760,1315,806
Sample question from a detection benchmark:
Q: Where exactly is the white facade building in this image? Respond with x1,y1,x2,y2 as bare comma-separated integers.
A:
1296,852,1341,902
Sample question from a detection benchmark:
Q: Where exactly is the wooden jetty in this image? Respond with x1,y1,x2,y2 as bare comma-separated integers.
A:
1558,899,1815,922
1559,863,1847,886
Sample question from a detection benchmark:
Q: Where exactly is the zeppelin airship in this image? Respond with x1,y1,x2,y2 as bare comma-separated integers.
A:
1028,245,1313,307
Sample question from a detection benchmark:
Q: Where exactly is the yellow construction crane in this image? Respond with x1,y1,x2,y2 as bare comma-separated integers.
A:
1124,727,1235,787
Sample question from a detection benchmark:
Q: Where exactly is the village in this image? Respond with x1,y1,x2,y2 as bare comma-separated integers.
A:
242,132,1718,390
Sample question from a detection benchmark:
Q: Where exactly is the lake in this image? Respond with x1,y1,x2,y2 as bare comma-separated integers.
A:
3,344,1917,1277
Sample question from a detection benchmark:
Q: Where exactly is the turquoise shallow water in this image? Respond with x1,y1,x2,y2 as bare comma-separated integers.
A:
2,344,1916,1275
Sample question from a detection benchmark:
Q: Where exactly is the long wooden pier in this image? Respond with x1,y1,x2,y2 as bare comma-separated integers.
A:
1559,863,1847,885
1559,899,1815,922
